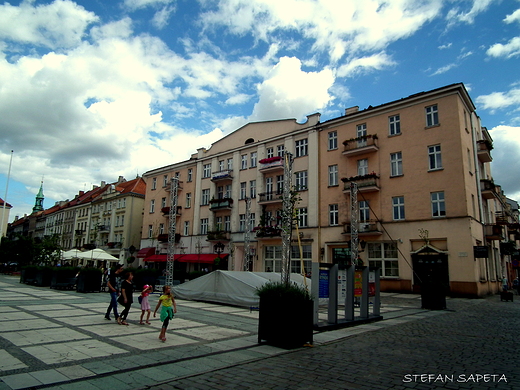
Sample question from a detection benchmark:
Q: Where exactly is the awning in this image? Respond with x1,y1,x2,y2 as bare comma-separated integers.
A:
137,247,155,258
144,254,228,264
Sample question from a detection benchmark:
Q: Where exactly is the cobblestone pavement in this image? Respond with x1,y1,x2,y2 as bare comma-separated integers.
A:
142,296,520,390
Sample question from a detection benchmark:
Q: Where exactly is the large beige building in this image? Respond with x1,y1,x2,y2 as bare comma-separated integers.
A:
140,83,516,296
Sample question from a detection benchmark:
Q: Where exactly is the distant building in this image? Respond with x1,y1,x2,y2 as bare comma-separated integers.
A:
0,197,13,238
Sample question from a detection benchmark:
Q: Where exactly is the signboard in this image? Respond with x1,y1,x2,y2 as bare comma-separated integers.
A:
473,246,489,259
318,269,329,298
354,271,363,297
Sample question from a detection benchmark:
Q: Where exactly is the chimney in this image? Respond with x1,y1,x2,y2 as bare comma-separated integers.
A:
118,176,125,183
345,106,359,115
100,181,106,187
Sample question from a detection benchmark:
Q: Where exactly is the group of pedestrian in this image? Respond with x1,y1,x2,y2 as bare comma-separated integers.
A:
104,264,177,342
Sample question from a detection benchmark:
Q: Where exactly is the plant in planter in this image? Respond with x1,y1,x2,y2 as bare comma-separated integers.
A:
76,267,103,293
256,281,314,349
51,266,79,290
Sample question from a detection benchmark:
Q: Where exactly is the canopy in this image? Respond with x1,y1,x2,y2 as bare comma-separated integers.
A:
137,247,155,258
76,248,119,261
62,249,83,260
172,270,311,307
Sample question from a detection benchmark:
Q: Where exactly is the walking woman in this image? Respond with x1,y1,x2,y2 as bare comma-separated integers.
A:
153,285,177,342
117,271,134,325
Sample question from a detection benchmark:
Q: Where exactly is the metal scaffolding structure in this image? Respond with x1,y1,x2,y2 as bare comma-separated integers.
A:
166,177,179,288
350,181,359,265
244,196,252,271
281,152,294,285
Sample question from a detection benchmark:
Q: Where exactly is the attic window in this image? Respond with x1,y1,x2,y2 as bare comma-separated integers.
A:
245,138,254,145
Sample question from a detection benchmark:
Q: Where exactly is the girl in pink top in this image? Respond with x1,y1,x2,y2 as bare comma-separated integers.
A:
139,284,153,325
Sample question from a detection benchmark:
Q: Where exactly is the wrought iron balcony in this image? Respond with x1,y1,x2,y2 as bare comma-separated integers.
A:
254,226,282,239
211,170,233,182
342,221,382,236
209,198,233,210
342,174,380,193
258,191,283,204
342,135,379,157
206,230,230,242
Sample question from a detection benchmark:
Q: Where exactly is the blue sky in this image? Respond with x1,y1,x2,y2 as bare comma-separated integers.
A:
1,0,519,219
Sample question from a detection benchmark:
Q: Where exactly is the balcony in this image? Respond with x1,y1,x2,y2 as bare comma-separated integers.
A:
206,230,230,242
157,233,181,243
162,206,182,216
254,226,282,239
342,173,380,193
211,170,233,182
342,221,383,237
485,224,504,241
259,156,284,172
209,198,233,210
258,191,283,204
480,179,498,199
495,212,509,225
477,140,493,163
98,225,110,233
165,181,183,192
342,135,378,157
75,229,85,235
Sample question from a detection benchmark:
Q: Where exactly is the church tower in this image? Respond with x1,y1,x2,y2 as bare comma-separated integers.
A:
32,181,44,213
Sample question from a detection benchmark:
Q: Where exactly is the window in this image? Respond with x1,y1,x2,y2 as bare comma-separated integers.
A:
149,199,155,213
250,152,257,167
359,200,370,221
120,215,124,226
151,177,157,190
186,193,192,208
428,144,442,170
357,124,367,147
328,165,338,186
225,184,232,198
250,213,256,230
159,223,164,235
148,225,153,238
187,168,193,182
241,154,247,169
276,175,284,194
115,216,120,227
227,158,233,171
277,145,285,157
163,175,169,187
390,152,403,176
239,214,246,232
224,216,231,232
295,171,308,190
392,196,405,220
265,245,312,274
240,182,247,199
215,216,222,230
426,104,439,127
250,180,256,198
295,139,308,157
328,131,338,150
358,159,368,176
201,189,210,205
368,242,399,277
203,164,211,178
218,160,224,172
329,204,339,226
200,219,208,235
389,115,401,135
184,221,190,236
267,147,274,158
265,177,273,197
296,207,308,227
217,186,224,199
161,197,166,209
431,191,446,217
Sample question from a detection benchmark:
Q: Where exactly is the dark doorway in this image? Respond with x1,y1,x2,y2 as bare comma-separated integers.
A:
412,249,449,294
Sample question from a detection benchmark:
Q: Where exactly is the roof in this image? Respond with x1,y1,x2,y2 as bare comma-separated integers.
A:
0,198,12,208
115,176,146,196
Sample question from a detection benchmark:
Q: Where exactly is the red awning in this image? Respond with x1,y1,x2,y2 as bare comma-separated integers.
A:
144,254,227,263
137,247,155,258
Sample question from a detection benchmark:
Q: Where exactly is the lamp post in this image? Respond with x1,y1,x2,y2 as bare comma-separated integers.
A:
214,241,225,269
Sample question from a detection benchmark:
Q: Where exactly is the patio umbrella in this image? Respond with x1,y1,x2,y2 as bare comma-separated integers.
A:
77,248,119,262
61,249,83,260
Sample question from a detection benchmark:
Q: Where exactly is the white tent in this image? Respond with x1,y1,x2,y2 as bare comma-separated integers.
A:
76,248,119,261
172,270,311,307
61,249,83,260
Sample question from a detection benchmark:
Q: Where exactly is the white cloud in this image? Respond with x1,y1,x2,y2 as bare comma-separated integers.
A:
438,43,452,49
124,0,176,11
0,0,98,49
489,125,520,201
431,62,457,76
249,56,334,122
476,87,520,110
337,52,396,78
225,94,251,105
446,0,497,24
487,37,520,58
152,6,176,29
504,9,520,24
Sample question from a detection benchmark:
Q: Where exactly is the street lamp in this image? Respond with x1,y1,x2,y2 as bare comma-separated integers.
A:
214,241,225,269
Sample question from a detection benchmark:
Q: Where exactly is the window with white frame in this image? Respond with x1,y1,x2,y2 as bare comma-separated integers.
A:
267,147,274,158
203,164,211,178
215,216,222,230
224,216,231,231
389,115,401,135
159,223,164,235
187,168,193,182
218,160,224,172
227,158,233,171
359,200,370,221
392,196,405,220
184,221,190,236
250,152,257,167
161,197,166,209
240,182,247,199
239,214,246,231
152,177,157,190
225,184,232,198
200,218,208,235
264,245,312,274
357,124,367,147
201,189,210,205
329,204,339,226
115,215,120,227
431,191,446,217
328,165,338,186
295,171,308,191
149,199,155,213
297,207,308,227
148,225,153,238
390,152,403,176
428,144,442,170
295,139,308,157
217,186,224,199
241,154,247,169
186,192,191,208
426,104,439,127
276,175,284,194
163,175,168,187
121,215,124,226
250,213,256,230
328,131,338,150
250,180,256,198
358,159,368,176
368,242,399,277
277,145,285,157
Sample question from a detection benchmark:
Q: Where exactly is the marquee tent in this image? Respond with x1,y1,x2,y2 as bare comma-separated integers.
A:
172,270,311,307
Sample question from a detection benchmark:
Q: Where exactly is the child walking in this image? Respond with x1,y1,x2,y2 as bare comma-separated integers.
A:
153,285,177,342
139,284,153,325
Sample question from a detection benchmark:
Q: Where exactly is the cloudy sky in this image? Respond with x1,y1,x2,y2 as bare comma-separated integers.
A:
1,0,519,218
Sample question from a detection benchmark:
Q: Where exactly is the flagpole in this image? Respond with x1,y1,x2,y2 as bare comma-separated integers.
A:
1,150,14,238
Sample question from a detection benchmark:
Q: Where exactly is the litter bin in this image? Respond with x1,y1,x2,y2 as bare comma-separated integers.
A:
421,281,446,310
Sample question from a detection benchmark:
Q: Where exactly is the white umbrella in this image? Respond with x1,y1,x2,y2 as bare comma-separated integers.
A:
77,248,119,262
62,249,83,260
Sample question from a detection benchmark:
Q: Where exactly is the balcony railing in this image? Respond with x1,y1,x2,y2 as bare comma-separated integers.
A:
259,156,284,172
254,226,282,239
342,174,380,193
342,221,382,236
258,191,283,204
157,233,181,243
477,140,493,163
485,224,504,241
211,170,233,182
342,135,378,157
206,230,230,241
209,198,233,210
162,206,182,216
480,179,497,199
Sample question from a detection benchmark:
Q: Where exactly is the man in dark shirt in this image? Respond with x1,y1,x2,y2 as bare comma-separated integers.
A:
105,264,124,321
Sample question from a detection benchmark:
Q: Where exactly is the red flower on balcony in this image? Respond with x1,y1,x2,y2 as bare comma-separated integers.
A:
259,156,283,164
